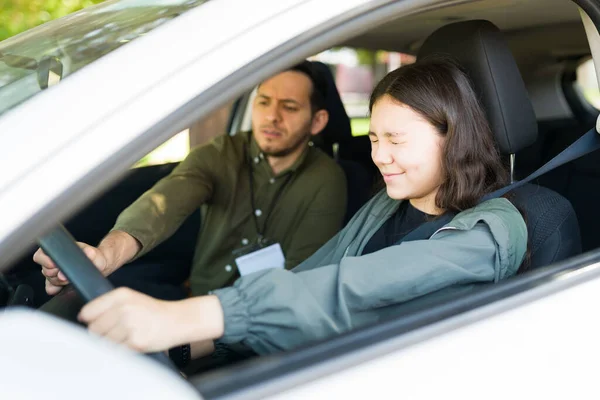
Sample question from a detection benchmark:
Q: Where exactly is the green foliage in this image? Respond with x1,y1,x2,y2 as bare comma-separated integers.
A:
0,0,106,42
354,48,375,66
350,117,370,137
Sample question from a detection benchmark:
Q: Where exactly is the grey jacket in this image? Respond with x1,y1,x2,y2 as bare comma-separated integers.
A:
214,190,528,355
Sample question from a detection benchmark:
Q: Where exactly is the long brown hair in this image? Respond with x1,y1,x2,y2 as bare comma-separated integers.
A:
369,57,508,212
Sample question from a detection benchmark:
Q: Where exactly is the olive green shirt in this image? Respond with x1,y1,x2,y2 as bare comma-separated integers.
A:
112,132,347,296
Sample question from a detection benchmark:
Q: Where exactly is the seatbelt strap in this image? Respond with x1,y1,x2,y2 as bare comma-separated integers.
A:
400,126,600,243
483,126,600,201
398,212,456,243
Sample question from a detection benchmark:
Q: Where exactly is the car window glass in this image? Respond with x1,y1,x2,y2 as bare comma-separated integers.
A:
134,102,234,167
310,48,416,137
0,0,208,116
134,129,191,168
238,49,416,136
576,58,600,110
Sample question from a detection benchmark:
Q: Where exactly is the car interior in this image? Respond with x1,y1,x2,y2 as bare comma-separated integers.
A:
2,0,600,391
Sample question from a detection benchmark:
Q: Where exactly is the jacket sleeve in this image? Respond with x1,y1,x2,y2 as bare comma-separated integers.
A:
111,141,219,258
214,223,517,355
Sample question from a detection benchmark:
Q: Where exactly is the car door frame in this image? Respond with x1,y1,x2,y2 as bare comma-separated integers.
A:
0,0,411,267
2,0,600,398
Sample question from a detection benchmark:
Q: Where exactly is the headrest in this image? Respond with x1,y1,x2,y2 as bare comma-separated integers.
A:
310,61,353,154
290,60,328,109
418,20,538,154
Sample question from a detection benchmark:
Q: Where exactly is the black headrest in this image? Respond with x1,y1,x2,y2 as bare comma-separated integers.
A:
418,20,537,154
290,60,328,108
310,61,353,153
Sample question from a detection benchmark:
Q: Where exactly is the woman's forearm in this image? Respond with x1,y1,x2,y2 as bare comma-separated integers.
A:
190,340,216,359
171,295,225,348
177,295,223,360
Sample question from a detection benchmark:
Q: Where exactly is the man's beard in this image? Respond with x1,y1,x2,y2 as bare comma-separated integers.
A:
260,130,312,158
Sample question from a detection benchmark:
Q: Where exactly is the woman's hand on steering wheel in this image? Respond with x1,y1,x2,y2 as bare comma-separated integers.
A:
37,226,181,372
78,287,185,353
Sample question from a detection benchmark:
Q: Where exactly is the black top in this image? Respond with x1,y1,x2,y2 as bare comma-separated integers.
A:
362,201,432,255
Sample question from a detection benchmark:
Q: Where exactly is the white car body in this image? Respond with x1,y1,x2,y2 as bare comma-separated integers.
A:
1,0,600,398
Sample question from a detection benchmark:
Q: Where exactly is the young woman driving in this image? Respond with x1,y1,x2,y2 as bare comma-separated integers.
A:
75,57,527,364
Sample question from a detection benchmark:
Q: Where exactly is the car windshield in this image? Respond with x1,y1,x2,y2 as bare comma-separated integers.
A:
0,0,208,117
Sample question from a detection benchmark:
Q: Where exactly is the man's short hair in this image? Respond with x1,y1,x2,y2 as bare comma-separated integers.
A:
287,61,328,114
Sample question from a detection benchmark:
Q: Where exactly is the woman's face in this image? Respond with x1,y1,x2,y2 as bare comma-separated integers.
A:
369,95,445,213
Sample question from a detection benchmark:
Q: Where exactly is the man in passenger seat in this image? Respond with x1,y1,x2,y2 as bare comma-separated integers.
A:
73,57,527,370
35,61,347,302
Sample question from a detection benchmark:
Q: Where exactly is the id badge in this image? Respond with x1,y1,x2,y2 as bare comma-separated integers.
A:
234,243,285,276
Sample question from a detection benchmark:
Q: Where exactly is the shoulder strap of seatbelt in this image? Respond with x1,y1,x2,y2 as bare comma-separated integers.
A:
399,126,600,242
483,126,600,201
398,212,456,243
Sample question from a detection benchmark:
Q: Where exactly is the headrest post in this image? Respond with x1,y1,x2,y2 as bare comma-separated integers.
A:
509,153,516,184
332,142,340,161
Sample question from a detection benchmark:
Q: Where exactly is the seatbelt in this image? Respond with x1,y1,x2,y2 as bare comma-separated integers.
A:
400,212,456,243
401,126,600,242
483,126,600,200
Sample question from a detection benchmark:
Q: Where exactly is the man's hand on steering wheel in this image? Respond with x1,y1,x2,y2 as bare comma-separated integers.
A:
37,226,181,372
34,242,109,295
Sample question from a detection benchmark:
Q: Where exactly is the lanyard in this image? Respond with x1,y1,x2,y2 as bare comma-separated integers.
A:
246,145,293,245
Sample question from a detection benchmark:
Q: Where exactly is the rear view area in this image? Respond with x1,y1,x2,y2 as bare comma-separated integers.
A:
520,58,600,252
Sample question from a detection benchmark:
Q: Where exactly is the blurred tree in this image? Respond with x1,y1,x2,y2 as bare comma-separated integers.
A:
0,0,106,41
355,48,375,66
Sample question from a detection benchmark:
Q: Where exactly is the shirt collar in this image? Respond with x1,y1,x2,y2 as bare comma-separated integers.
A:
248,131,312,176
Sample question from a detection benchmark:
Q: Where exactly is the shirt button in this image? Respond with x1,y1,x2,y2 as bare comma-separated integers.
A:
225,265,232,272
255,209,262,217
254,157,260,164
241,238,249,245
259,153,265,159
269,178,275,184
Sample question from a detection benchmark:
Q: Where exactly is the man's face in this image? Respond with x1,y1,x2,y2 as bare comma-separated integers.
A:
251,70,316,157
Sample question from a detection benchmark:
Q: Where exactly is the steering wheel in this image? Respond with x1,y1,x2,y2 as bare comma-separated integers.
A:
38,225,179,373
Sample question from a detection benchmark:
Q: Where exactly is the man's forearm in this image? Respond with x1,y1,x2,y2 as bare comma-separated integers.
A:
97,230,141,275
